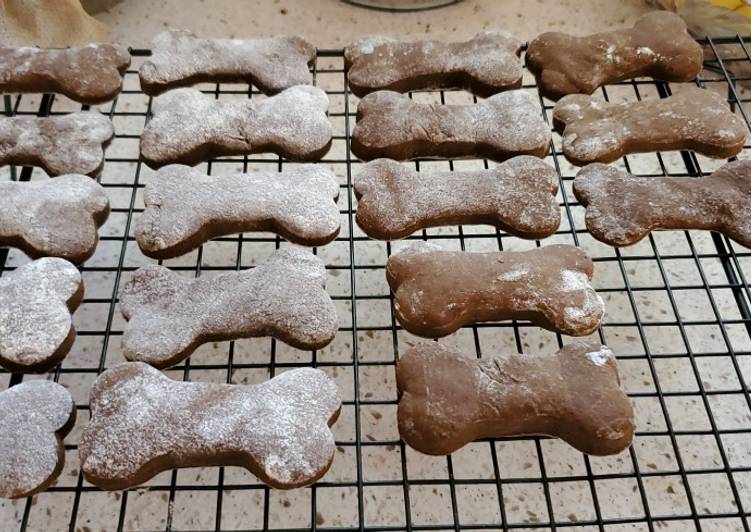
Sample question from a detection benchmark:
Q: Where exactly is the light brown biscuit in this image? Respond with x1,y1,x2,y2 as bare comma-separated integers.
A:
351,90,550,162
0,381,76,498
120,247,338,369
553,87,747,166
0,175,110,263
386,243,603,338
574,160,751,247
139,30,315,95
397,341,634,456
0,258,83,373
79,362,341,490
0,44,130,104
526,11,702,101
136,164,340,258
0,112,114,176
344,32,523,97
354,157,560,240
140,86,332,168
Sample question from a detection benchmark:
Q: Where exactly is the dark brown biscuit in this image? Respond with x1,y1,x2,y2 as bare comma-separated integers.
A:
139,30,315,96
351,90,550,162
140,86,332,168
0,44,130,104
354,157,560,240
553,87,747,166
344,32,523,97
0,258,83,373
574,160,751,247
386,243,603,338
0,175,110,263
80,362,341,490
120,247,338,369
0,112,114,176
135,164,340,259
526,11,702,101
397,341,634,456
0,381,76,498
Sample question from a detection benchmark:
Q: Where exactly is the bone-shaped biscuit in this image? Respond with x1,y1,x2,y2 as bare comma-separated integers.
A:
139,30,315,96
352,90,550,162
344,31,523,97
387,243,603,338
0,112,114,176
396,341,634,456
140,86,332,168
0,380,75,498
354,157,560,240
0,44,131,104
526,11,702,101
79,362,341,490
120,247,338,368
136,164,340,258
553,87,747,166
0,258,83,372
574,160,751,247
0,175,110,263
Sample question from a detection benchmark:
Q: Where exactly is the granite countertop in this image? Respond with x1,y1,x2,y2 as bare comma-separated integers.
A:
99,0,654,47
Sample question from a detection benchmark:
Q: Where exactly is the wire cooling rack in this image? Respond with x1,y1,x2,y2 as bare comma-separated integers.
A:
1,37,751,532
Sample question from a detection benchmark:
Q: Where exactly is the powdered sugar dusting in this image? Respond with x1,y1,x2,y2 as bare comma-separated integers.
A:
0,380,74,498
0,112,114,176
560,269,605,332
387,244,604,337
0,44,129,103
79,362,340,489
398,341,634,455
0,258,81,369
587,346,614,367
555,88,747,165
353,89,549,161
573,160,751,248
345,31,522,95
140,30,314,95
0,174,109,262
354,156,559,240
140,86,332,167
526,11,702,99
136,164,339,256
120,247,338,367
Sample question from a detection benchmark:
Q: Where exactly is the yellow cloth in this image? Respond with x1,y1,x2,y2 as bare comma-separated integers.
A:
705,0,751,19
673,0,751,34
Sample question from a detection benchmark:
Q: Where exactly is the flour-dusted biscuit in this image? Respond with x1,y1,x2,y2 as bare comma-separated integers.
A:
135,164,340,259
0,112,114,176
139,30,315,95
574,160,751,247
140,86,332,167
120,247,338,368
351,90,550,162
79,362,341,490
526,11,702,101
354,157,560,240
386,243,603,338
0,381,75,498
344,32,523,97
0,175,110,263
397,341,634,456
553,87,747,166
0,44,130,104
0,258,83,373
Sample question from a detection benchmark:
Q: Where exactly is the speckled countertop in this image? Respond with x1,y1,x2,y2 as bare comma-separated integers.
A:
99,0,654,48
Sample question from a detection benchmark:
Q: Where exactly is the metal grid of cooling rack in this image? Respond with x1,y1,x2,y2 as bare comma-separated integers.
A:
1,37,751,532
